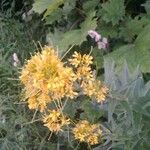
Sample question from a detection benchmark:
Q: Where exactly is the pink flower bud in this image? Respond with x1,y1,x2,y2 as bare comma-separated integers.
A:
88,30,96,39
88,30,101,42
97,41,105,49
13,53,19,62
102,38,108,44
88,30,108,50
95,33,101,42
12,53,19,67
13,62,18,67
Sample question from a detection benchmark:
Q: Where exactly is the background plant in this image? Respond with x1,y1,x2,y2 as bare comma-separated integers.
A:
0,0,150,149
32,0,150,73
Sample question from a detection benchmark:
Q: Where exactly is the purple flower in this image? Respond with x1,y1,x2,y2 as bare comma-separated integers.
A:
88,30,108,50
88,30,101,42
97,41,105,49
98,38,108,49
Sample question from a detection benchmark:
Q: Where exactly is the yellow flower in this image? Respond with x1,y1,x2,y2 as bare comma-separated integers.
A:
28,96,38,110
76,65,94,80
81,80,96,96
94,85,109,103
81,79,108,103
69,51,94,82
82,54,93,66
68,51,82,67
43,110,70,132
72,120,102,145
20,46,77,112
69,51,93,68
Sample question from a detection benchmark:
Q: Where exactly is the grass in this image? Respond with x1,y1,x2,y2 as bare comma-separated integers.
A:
0,13,47,150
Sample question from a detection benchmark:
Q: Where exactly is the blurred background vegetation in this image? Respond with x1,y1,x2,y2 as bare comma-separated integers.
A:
0,0,150,149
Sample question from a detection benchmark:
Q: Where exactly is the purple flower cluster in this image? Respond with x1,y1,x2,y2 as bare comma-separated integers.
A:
88,30,108,49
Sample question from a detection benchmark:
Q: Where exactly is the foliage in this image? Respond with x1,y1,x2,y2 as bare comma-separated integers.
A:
0,12,49,150
96,60,150,150
101,0,125,25
32,0,150,73
19,46,108,148
14,43,150,150
47,11,97,54
0,0,150,149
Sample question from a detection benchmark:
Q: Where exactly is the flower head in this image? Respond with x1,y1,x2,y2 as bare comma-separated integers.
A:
43,110,70,132
94,85,109,103
81,80,108,103
88,30,108,50
69,51,94,81
20,46,77,112
69,51,93,68
73,120,102,145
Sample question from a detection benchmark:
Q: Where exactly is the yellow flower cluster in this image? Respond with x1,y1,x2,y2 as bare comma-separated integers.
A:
81,80,108,103
20,46,77,112
69,51,93,67
20,46,108,145
43,109,70,132
69,51,93,80
69,51,108,103
73,120,102,145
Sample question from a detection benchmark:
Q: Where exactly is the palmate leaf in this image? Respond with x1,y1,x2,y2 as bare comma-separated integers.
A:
104,23,150,73
101,0,125,25
83,0,99,13
119,16,150,42
33,0,75,25
46,11,97,54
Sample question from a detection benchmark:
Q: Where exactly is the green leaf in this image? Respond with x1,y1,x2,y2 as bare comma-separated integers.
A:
135,23,150,51
32,0,53,14
80,100,103,123
63,100,80,119
104,45,135,72
45,9,63,24
44,0,66,18
46,11,97,54
103,60,150,150
119,16,150,42
62,1,76,17
132,96,150,117
33,0,75,24
80,11,97,32
101,0,125,25
32,0,66,17
92,48,104,69
105,30,150,73
83,0,99,13
97,21,118,38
